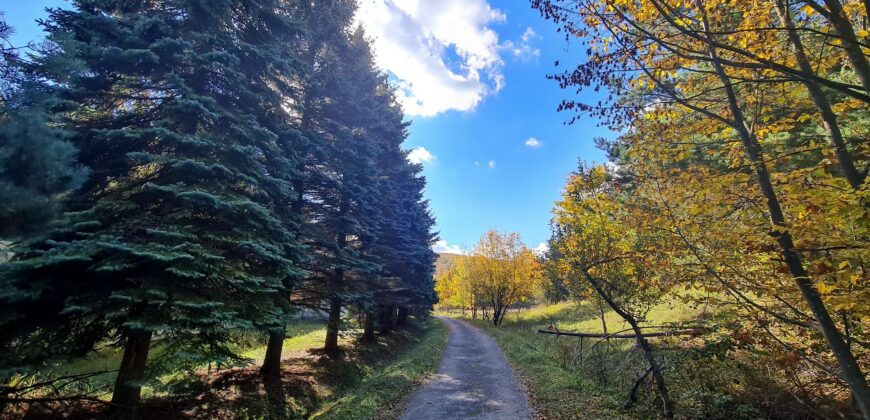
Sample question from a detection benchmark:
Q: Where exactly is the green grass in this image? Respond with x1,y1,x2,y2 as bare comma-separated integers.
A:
458,298,850,419
459,299,707,419
31,320,326,399
15,318,449,419
312,317,448,420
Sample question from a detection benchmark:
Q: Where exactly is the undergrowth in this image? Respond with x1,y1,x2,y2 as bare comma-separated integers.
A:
462,300,853,419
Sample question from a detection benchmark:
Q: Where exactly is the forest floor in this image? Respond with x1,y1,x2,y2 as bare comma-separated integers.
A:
10,318,448,419
400,317,533,420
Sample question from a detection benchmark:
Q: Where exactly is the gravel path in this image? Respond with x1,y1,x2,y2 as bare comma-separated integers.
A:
399,316,534,420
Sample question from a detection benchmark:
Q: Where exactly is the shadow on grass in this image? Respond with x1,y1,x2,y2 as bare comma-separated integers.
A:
9,320,442,420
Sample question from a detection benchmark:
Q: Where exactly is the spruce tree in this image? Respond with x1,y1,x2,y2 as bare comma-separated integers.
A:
0,16,88,241
284,2,384,353
0,1,304,416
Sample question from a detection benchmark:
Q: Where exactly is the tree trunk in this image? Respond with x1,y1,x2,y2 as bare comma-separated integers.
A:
361,312,376,343
695,4,870,417
110,329,153,420
379,305,394,334
389,305,399,329
816,0,870,97
261,327,285,377
582,269,674,418
598,301,609,337
397,307,409,326
624,366,654,409
776,0,865,190
324,298,341,353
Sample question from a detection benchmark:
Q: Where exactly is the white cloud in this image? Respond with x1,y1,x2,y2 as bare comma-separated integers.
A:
407,146,435,164
525,137,541,148
533,242,549,255
521,27,538,43
488,160,496,168
356,0,506,117
502,26,540,61
433,240,466,255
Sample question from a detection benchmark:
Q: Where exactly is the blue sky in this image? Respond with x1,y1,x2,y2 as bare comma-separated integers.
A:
3,0,612,254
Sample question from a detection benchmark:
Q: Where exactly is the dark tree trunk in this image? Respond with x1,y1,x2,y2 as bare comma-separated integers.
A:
817,0,870,97
397,307,409,326
261,327,285,377
361,312,376,343
581,269,674,418
389,305,399,329
598,301,609,341
775,0,865,190
110,329,153,420
379,305,395,334
324,298,342,353
624,366,654,409
694,4,870,417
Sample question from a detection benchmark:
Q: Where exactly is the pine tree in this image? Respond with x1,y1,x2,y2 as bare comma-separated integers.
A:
0,1,304,416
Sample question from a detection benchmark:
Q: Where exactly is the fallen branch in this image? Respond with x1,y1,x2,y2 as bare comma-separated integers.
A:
537,328,707,339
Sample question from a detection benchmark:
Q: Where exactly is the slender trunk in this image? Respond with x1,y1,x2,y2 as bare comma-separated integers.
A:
378,305,393,334
776,0,865,190
397,307,409,326
695,4,870,417
581,269,673,418
816,0,870,97
361,312,376,343
324,188,347,353
598,300,609,342
324,298,341,352
624,366,654,409
261,327,285,377
389,305,399,329
110,330,153,420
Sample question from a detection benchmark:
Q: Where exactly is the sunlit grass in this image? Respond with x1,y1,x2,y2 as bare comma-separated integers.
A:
311,318,448,419
23,318,448,419
457,298,709,419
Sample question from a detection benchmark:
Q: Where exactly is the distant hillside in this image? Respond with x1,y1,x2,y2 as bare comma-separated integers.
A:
435,252,468,277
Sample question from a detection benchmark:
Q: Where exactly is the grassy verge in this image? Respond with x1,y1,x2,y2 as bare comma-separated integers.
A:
11,318,448,419
460,301,708,419
312,317,448,419
461,299,854,419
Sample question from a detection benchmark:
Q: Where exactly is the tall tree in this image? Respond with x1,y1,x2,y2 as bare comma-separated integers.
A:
0,1,305,416
0,15,87,241
533,0,870,416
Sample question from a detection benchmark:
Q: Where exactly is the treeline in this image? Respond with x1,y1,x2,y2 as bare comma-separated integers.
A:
0,1,436,418
534,0,870,418
435,230,542,326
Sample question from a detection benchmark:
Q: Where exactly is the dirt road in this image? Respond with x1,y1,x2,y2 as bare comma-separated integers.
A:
399,317,534,420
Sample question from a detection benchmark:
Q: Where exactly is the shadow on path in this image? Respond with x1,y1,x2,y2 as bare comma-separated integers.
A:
400,317,533,420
